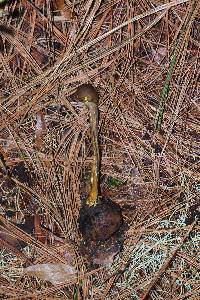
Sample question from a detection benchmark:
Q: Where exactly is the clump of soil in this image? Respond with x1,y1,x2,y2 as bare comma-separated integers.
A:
79,197,124,266
79,197,123,241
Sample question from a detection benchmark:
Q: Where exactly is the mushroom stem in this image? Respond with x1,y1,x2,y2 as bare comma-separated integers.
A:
75,83,100,206
85,101,100,206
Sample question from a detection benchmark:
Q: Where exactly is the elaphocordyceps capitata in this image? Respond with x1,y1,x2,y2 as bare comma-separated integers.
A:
76,83,123,242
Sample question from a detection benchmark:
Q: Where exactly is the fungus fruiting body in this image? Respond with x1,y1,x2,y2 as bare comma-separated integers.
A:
76,84,100,207
76,84,124,252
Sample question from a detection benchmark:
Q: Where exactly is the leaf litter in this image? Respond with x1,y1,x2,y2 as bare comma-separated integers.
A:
0,0,199,299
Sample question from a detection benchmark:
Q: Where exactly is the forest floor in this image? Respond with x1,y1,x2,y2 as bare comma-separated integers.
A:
0,0,199,299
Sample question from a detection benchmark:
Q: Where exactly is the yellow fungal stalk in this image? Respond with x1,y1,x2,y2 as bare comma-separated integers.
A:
76,84,99,206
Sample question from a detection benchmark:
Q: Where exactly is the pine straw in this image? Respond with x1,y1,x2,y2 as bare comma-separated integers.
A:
0,0,199,299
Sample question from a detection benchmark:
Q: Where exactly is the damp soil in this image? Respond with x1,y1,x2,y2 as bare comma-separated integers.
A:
78,197,125,266
79,197,123,241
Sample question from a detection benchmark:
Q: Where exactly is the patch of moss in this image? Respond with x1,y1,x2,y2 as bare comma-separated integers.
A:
107,176,126,188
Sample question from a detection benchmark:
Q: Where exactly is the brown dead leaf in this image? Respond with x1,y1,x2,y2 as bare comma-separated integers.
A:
93,249,119,266
62,6,75,20
55,0,65,11
24,263,76,285
53,0,75,21
152,47,167,64
35,110,46,150
0,231,25,249
0,230,30,262
34,214,46,243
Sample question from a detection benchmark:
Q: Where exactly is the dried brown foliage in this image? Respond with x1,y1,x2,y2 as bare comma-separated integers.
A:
0,0,199,299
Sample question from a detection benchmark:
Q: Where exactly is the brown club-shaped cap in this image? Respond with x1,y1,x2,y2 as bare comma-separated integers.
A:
76,84,99,105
